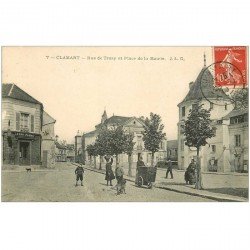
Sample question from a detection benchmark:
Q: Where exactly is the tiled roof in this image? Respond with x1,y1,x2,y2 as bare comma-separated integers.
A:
84,130,96,137
223,108,248,119
179,67,230,104
2,83,42,105
55,141,67,149
95,115,132,129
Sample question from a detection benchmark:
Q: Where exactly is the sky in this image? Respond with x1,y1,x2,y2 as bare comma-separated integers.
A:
2,47,213,143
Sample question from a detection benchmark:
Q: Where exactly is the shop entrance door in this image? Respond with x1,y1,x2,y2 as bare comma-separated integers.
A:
19,141,30,165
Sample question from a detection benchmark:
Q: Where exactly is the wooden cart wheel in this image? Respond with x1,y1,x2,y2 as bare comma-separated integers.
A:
138,176,143,187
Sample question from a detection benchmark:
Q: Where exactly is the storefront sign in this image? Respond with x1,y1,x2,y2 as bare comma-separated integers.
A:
14,132,36,139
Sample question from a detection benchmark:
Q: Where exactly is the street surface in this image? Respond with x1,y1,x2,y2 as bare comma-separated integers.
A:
2,162,212,202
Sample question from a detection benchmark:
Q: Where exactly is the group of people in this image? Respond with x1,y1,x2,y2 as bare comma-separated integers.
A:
104,156,125,195
74,156,198,188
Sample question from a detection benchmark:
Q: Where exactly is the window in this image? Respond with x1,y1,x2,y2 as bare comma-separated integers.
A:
20,113,29,131
211,145,216,153
235,135,241,147
225,104,227,110
181,106,185,117
210,102,214,110
169,149,172,156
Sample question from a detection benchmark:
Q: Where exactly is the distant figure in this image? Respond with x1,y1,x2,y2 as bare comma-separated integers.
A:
105,156,115,186
135,156,145,184
185,159,196,185
75,164,84,186
115,162,125,195
166,158,173,179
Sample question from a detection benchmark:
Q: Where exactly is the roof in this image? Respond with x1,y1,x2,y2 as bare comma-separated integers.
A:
223,108,248,119
179,67,230,105
167,140,178,148
43,111,56,125
55,141,67,149
95,115,132,129
2,83,42,105
84,130,96,137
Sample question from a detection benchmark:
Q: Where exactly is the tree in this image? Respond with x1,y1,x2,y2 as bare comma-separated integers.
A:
142,113,166,166
123,132,135,176
108,126,127,166
95,127,111,169
86,144,97,168
182,103,216,189
231,88,248,109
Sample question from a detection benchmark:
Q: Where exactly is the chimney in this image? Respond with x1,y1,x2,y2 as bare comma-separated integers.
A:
189,81,194,89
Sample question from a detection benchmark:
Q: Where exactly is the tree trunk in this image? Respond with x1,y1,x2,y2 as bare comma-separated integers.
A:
195,147,202,190
151,152,154,167
94,156,96,169
128,154,132,177
99,155,102,170
90,156,92,167
115,154,118,167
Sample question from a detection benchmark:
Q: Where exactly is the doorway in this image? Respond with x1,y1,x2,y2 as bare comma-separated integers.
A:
19,141,30,165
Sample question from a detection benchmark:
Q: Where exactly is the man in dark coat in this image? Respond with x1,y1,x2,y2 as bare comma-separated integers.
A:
75,164,84,186
166,158,173,179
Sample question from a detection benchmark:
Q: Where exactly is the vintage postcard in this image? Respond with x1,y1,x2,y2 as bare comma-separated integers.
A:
1,46,248,202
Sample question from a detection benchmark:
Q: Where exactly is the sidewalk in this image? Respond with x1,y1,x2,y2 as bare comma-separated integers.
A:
74,163,248,202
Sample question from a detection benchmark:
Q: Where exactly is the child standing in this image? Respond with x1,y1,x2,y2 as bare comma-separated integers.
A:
75,164,84,186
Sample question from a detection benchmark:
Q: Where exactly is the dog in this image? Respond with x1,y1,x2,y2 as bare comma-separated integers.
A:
26,168,31,172
117,178,126,195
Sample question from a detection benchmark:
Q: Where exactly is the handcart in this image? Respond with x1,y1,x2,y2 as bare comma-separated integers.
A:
135,166,157,189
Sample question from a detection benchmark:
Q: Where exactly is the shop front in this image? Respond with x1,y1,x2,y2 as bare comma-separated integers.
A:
2,131,41,166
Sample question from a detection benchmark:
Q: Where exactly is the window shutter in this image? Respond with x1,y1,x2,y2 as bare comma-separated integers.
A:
16,113,20,131
31,115,34,132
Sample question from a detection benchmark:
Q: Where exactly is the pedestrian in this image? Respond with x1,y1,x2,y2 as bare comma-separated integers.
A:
75,164,84,186
185,159,196,185
115,162,124,195
166,158,173,179
105,155,115,186
135,156,145,184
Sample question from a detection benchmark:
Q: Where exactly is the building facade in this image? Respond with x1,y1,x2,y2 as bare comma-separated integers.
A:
41,111,56,168
55,141,67,162
66,144,75,162
2,83,43,166
83,111,167,168
167,140,178,164
75,130,84,163
177,57,248,173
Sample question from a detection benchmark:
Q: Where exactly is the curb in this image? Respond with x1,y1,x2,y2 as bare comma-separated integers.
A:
73,163,248,202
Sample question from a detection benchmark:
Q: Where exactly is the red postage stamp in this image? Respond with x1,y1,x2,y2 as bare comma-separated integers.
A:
214,46,247,87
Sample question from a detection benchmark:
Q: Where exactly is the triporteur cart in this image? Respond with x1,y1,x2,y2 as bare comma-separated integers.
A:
135,166,157,189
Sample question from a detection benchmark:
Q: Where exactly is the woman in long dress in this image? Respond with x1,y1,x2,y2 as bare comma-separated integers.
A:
105,156,115,186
